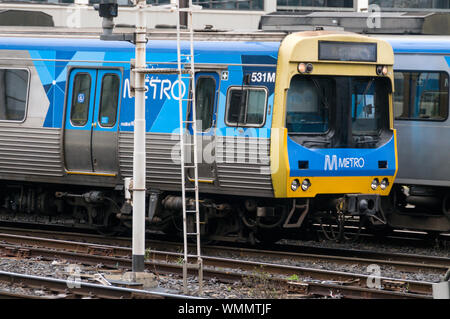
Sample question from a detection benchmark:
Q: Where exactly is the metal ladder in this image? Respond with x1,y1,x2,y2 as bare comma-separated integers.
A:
175,0,203,295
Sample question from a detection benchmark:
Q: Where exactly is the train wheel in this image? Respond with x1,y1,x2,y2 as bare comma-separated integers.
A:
97,212,120,236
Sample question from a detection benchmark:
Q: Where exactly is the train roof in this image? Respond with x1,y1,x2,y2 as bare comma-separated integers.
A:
0,26,449,56
0,35,280,54
0,26,287,42
372,35,450,54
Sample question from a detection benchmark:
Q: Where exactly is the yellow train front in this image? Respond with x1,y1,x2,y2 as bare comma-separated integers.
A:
268,31,397,239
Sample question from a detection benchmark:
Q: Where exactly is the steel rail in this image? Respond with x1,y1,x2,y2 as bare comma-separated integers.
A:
0,240,434,297
0,270,198,299
0,230,447,274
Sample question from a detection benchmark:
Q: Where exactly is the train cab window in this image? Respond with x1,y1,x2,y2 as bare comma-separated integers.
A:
98,74,120,127
394,71,449,121
0,68,29,121
195,77,216,131
225,87,267,127
351,77,387,134
286,76,332,133
70,73,91,126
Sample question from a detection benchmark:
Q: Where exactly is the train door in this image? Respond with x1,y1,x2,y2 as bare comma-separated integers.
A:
187,72,220,183
64,68,122,175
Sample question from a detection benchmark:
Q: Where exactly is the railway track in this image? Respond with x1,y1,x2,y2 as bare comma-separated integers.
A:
0,227,447,273
0,227,446,299
0,270,198,299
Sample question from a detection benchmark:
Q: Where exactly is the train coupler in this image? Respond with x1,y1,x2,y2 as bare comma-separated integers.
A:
344,194,381,217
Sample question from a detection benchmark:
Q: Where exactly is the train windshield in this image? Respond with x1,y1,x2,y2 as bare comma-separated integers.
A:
286,75,391,148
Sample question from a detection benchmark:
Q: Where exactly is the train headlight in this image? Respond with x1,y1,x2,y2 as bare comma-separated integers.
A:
291,179,300,191
376,65,388,76
298,63,313,74
371,178,379,190
301,179,311,191
380,178,389,190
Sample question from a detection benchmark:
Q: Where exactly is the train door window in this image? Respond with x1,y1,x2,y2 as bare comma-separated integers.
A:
98,73,120,127
394,71,449,121
225,86,267,127
70,73,92,126
0,68,29,122
195,77,216,131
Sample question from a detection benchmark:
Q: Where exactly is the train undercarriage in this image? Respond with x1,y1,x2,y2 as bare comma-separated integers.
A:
0,181,448,243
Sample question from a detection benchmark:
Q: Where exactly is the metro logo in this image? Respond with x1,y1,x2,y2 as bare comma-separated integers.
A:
324,155,365,171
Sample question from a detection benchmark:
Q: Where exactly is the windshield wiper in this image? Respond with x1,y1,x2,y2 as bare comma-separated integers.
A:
301,139,332,148
353,135,379,146
311,78,330,111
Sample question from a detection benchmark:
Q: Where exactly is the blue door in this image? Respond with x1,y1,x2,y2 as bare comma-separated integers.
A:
64,68,122,174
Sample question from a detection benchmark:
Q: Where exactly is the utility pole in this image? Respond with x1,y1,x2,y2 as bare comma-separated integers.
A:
132,0,147,273
96,0,203,291
95,0,147,275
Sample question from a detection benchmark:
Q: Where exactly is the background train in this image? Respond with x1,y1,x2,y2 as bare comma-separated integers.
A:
378,36,450,236
0,29,398,242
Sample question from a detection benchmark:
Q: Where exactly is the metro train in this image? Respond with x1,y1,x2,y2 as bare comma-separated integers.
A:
0,28,399,242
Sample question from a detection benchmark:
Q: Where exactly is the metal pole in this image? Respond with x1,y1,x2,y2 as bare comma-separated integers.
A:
132,0,147,273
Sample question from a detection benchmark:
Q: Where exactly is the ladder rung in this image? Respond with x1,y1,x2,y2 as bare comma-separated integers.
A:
185,263,200,270
186,210,198,213
184,187,197,192
183,165,197,169
186,232,199,236
186,254,202,259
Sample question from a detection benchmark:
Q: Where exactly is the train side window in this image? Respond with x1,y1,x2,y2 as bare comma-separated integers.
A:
0,68,29,122
98,74,120,127
225,86,267,127
195,77,216,131
394,71,449,121
70,73,92,126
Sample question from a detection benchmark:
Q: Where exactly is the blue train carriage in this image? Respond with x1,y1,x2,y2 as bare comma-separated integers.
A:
0,30,397,242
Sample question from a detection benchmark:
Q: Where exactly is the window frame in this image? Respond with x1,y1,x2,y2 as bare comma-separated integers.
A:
191,75,217,133
224,85,268,128
70,72,93,127
0,67,30,123
98,73,120,128
393,69,450,122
